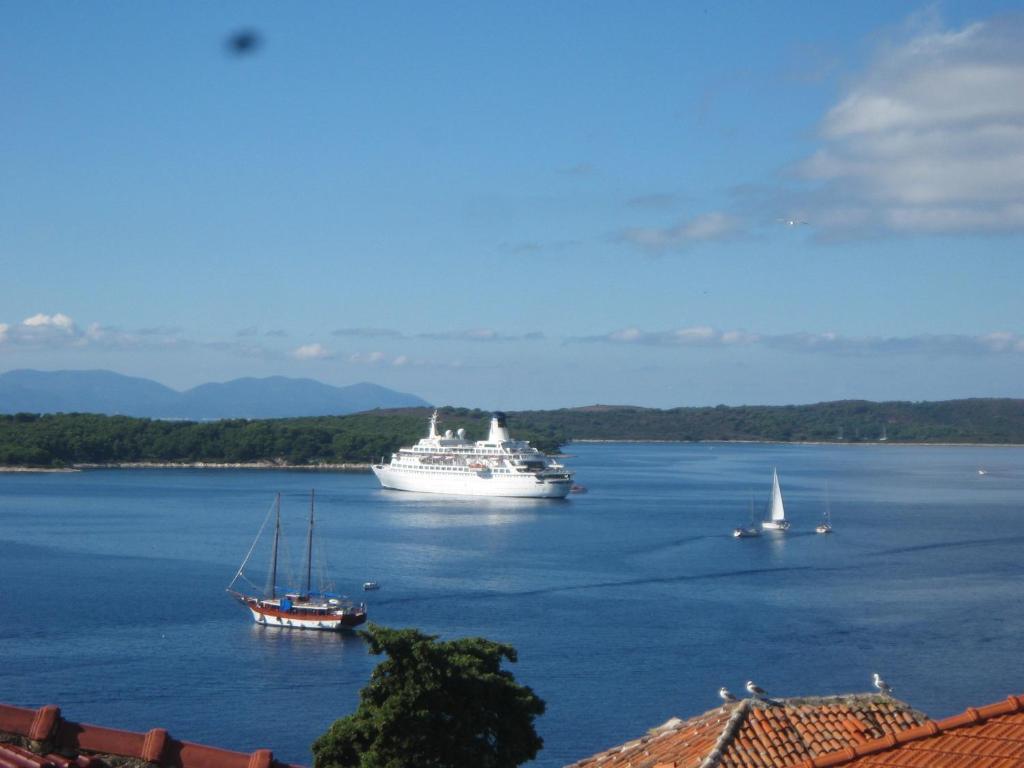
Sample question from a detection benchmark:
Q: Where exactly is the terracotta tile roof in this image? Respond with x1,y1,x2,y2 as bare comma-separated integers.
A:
0,702,301,768
798,694,1024,768
564,695,928,768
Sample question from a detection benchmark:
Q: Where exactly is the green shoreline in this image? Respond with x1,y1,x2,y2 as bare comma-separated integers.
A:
3,438,1022,474
0,462,373,473
4,401,1024,470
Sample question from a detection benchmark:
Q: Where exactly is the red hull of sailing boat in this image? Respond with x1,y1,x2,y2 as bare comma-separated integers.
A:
241,596,367,631
227,491,368,632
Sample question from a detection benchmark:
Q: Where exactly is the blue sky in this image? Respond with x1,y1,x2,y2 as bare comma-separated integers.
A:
2,2,1023,409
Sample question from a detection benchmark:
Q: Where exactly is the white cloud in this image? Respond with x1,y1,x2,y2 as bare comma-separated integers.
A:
418,329,545,342
349,351,388,364
576,326,1024,356
333,327,404,339
618,211,742,252
333,327,544,343
1,313,84,346
798,14,1024,236
585,326,760,347
22,313,75,329
292,343,332,360
348,350,470,369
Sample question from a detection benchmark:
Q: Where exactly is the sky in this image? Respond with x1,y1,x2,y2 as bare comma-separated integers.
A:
2,1,1024,409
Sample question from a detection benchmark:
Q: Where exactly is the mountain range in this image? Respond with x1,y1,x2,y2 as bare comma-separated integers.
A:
0,369,430,419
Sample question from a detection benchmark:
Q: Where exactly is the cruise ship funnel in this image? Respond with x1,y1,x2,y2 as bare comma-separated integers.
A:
488,412,510,442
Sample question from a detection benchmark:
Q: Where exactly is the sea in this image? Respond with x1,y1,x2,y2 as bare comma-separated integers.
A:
1,442,1023,767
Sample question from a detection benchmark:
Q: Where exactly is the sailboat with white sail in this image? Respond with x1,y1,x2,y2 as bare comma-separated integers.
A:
227,491,367,631
760,467,790,531
733,495,761,538
816,483,833,534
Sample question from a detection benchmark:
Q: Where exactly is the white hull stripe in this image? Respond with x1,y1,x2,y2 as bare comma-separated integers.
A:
248,606,347,630
372,466,571,498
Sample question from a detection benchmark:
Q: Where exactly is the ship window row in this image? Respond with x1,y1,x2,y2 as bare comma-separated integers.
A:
397,468,513,474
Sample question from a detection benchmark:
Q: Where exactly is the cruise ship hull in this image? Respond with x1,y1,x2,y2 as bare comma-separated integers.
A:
372,465,572,499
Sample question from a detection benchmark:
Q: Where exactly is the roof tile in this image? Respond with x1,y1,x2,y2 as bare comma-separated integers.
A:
566,695,927,768
799,694,1024,768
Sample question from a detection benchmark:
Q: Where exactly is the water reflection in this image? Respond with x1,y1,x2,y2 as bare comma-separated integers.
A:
375,491,559,528
247,622,367,655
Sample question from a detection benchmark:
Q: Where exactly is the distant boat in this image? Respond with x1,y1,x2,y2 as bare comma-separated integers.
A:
733,496,760,538
978,468,988,476
227,491,367,631
760,468,790,531
362,581,380,591
816,484,832,534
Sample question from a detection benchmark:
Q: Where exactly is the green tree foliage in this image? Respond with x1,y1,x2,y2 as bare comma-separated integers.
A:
508,398,1024,444
312,625,545,768
2,399,1023,467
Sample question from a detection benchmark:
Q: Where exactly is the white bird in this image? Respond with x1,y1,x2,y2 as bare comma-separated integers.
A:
746,680,767,699
873,673,892,695
719,686,737,703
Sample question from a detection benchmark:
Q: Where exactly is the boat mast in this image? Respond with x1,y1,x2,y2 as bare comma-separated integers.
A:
266,493,281,599
304,489,315,595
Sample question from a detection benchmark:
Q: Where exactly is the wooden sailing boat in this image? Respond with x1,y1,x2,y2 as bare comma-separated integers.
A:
760,467,790,531
227,491,367,631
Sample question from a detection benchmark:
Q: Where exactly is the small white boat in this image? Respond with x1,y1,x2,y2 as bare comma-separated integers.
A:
760,467,790,531
362,581,380,591
978,468,988,476
816,484,833,534
733,497,760,538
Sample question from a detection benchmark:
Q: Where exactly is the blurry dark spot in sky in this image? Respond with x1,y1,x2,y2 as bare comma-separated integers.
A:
226,29,261,56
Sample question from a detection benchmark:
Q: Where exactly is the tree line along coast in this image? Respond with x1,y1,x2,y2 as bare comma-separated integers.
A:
1,398,1023,469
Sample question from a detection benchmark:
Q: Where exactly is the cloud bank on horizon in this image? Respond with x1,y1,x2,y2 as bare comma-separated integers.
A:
575,326,1024,356
5,312,1024,362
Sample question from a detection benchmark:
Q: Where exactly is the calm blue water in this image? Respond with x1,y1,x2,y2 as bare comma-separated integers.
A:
2,443,1023,766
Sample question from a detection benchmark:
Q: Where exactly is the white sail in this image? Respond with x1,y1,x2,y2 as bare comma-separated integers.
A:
770,468,786,522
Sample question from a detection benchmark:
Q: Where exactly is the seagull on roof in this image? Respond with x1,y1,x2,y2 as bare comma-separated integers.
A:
746,680,767,699
872,673,892,695
719,686,737,703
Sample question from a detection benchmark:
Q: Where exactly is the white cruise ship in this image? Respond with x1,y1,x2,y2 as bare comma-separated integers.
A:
372,411,574,498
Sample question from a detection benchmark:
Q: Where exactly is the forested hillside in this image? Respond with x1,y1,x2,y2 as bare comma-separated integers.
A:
1,399,1022,468
513,399,1024,444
